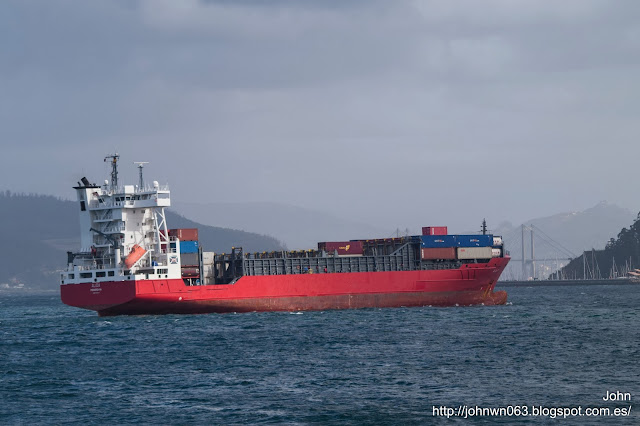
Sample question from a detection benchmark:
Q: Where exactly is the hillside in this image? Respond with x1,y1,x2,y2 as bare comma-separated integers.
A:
553,212,640,280
172,201,388,250
0,192,285,289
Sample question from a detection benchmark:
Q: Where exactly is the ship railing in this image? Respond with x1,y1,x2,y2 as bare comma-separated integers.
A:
102,223,126,233
92,235,117,246
88,200,124,209
72,263,118,271
103,184,170,195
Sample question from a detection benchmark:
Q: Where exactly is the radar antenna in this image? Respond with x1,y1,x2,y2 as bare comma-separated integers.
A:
104,153,120,189
134,161,149,189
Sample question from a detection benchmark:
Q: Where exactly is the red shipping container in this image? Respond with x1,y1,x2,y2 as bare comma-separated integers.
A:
181,267,200,277
169,228,199,241
421,247,457,260
319,241,364,256
422,226,448,236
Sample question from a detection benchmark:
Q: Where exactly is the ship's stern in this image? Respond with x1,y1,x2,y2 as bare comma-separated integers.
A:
61,281,137,313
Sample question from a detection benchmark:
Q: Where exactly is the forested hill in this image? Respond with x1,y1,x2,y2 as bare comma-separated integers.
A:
553,212,640,280
0,192,285,289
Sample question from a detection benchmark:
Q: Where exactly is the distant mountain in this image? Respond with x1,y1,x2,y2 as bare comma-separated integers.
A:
0,192,285,290
495,201,635,280
172,201,389,250
165,210,285,253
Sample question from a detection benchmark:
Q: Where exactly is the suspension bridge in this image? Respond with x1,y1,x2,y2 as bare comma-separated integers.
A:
498,224,638,282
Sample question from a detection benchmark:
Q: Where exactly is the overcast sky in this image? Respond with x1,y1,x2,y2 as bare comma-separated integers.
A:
2,0,639,233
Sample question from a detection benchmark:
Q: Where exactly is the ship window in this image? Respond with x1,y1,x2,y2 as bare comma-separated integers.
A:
80,201,86,211
108,271,114,277
96,271,106,278
80,272,92,279
68,273,74,279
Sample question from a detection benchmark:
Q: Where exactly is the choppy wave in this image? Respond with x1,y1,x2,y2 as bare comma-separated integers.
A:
1,285,639,424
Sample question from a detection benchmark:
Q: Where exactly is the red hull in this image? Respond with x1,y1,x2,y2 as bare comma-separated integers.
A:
61,258,509,316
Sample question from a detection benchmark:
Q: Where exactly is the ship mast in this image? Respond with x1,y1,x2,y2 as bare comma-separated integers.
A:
104,153,120,189
134,161,149,189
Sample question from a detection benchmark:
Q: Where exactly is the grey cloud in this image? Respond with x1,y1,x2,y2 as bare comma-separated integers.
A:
1,0,639,233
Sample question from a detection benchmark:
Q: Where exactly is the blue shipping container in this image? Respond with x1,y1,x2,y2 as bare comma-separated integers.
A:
420,235,457,248
180,240,199,254
456,234,493,247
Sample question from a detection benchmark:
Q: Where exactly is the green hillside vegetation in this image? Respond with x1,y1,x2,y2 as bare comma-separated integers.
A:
0,192,285,289
552,212,640,280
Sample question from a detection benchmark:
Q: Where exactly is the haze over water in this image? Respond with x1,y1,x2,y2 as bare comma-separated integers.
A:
1,284,638,424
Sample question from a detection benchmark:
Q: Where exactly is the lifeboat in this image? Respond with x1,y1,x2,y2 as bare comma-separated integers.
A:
124,244,146,269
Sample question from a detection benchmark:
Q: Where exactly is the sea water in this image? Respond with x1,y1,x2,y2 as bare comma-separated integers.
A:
1,285,638,424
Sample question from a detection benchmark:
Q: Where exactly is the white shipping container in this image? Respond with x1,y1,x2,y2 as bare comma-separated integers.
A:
457,247,493,260
492,248,502,257
202,251,215,265
493,236,503,246
202,264,214,278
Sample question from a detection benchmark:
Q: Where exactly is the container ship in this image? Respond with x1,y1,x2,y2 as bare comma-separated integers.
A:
60,155,509,316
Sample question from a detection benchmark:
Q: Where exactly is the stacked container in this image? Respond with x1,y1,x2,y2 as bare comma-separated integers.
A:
169,228,200,279
420,234,498,260
201,251,215,284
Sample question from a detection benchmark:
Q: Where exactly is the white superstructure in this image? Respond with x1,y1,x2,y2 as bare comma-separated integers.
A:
60,155,182,285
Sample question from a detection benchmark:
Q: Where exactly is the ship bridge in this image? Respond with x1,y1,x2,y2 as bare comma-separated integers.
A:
61,155,182,285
